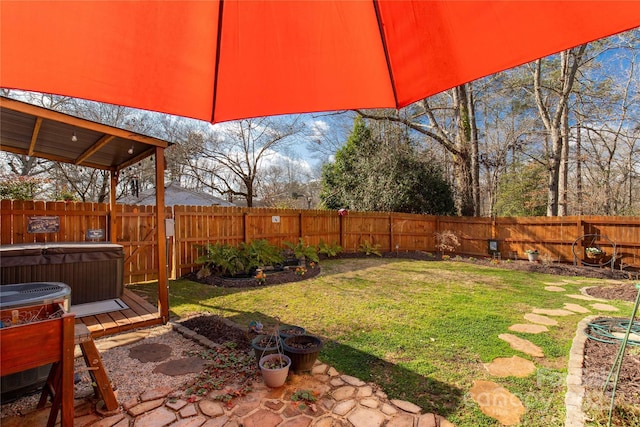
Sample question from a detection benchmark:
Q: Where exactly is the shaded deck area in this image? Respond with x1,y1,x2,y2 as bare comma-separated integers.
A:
74,289,162,338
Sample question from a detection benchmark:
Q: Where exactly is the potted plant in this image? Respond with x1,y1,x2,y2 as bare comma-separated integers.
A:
525,249,539,262
278,324,305,341
259,353,291,388
251,334,280,368
585,247,604,259
283,334,323,372
255,319,292,387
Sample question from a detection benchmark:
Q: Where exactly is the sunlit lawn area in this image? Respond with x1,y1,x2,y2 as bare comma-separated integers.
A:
129,258,633,427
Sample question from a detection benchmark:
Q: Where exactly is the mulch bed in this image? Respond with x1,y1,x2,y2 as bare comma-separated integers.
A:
182,263,321,289
180,252,639,413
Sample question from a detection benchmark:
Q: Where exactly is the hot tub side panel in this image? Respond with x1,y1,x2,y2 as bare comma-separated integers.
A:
0,244,124,305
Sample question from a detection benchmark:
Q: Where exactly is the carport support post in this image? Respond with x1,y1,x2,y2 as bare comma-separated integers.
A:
155,147,169,323
109,171,118,243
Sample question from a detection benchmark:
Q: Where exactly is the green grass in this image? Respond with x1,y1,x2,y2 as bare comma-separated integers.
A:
128,258,634,427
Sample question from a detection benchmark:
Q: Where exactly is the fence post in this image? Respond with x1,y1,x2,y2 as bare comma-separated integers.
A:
389,213,394,252
576,218,585,266
339,213,345,250
243,210,250,244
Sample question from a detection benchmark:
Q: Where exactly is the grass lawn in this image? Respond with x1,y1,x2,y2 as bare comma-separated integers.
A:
129,258,633,427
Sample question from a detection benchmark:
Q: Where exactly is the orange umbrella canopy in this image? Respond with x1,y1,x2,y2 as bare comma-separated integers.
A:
1,1,639,123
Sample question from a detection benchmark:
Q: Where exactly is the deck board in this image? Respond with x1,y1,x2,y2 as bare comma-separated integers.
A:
75,289,162,338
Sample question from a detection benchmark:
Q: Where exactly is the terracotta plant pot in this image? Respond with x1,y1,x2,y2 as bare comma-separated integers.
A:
283,334,323,372
259,354,291,388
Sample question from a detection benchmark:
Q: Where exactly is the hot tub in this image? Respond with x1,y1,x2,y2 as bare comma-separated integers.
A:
0,243,123,305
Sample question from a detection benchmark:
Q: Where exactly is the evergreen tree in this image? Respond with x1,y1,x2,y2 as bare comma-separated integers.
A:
321,117,455,215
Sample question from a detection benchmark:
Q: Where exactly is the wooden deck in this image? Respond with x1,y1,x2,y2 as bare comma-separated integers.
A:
75,289,163,338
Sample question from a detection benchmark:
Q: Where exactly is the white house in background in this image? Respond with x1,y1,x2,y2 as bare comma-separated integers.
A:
118,181,235,207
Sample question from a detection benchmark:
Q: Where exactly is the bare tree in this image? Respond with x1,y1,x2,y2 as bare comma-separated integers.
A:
529,46,587,216
185,117,305,207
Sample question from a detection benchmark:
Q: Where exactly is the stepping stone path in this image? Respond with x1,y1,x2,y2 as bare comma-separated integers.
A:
563,303,591,314
524,313,558,326
484,356,536,377
590,303,619,312
532,308,574,316
498,333,545,358
470,380,525,426
508,324,548,334
471,279,623,426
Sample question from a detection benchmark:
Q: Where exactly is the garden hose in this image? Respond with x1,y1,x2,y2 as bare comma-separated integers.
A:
592,283,640,427
584,317,640,346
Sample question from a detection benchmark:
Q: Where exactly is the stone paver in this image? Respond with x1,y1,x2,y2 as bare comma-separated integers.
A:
470,380,526,426
386,413,415,427
498,333,544,357
360,397,379,408
341,375,366,386
524,313,558,326
333,385,356,400
484,355,537,377
347,407,385,427
391,399,422,414
591,303,619,312
133,406,176,427
242,408,283,427
532,308,574,316
333,399,357,416
128,398,165,417
566,294,600,301
508,323,549,334
199,400,225,417
545,286,567,292
172,415,207,427
140,385,173,401
563,303,590,314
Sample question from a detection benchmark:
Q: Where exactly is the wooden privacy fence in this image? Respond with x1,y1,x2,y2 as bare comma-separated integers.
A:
2,199,639,283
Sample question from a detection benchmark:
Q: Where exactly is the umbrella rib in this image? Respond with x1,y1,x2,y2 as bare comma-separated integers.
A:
371,0,399,107
211,0,226,123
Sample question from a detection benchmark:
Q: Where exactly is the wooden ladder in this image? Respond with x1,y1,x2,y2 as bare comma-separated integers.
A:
38,324,118,426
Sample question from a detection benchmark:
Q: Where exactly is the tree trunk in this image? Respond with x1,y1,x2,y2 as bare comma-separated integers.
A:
558,106,570,216
576,122,583,215
452,85,477,216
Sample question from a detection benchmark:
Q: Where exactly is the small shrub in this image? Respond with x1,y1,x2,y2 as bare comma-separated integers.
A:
284,238,319,263
195,243,248,276
434,230,461,255
318,240,343,257
242,239,283,269
358,240,382,256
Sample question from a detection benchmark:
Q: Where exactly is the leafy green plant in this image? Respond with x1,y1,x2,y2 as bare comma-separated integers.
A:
242,239,283,269
318,240,343,257
291,389,317,403
284,238,319,263
195,239,284,277
358,239,381,256
195,242,249,277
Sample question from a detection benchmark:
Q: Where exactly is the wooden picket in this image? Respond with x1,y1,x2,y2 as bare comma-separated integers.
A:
2,199,639,282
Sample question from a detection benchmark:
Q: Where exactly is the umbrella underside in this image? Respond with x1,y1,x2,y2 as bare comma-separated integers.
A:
1,1,639,123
